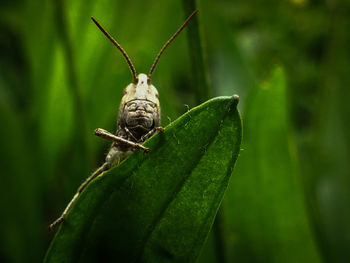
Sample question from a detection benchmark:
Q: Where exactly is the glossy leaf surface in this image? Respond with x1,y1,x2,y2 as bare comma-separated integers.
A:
45,96,242,262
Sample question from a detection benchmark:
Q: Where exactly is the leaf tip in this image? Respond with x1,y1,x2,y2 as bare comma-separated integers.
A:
232,94,240,107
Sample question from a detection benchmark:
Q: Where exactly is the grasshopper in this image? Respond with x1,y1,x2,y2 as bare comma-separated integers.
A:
49,10,198,230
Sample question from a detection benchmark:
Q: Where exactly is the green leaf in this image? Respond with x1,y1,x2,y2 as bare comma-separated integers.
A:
45,95,242,262
0,103,43,263
182,0,211,104
221,67,321,263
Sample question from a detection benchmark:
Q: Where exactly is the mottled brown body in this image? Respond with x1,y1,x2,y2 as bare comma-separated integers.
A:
106,73,161,167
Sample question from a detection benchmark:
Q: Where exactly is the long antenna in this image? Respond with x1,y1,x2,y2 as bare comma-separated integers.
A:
147,10,199,83
91,17,138,83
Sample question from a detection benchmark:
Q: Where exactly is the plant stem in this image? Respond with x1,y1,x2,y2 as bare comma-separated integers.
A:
55,0,92,167
182,0,211,104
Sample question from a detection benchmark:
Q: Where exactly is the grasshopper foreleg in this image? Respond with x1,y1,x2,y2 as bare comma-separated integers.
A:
95,128,150,152
140,126,163,142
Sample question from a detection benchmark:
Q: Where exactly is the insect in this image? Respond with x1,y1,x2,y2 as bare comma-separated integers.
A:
49,10,198,230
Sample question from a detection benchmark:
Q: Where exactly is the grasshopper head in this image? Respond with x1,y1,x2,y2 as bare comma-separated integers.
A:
118,74,161,137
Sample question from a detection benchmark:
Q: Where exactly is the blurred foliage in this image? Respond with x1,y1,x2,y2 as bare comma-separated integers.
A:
205,68,321,263
0,0,349,262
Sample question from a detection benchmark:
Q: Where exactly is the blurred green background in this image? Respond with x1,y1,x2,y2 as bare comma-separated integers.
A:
0,0,349,262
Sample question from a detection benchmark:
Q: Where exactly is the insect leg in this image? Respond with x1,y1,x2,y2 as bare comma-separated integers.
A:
124,126,138,141
49,162,110,230
140,126,164,142
94,128,150,152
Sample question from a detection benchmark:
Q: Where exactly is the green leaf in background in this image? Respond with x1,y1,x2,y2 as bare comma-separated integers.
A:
218,68,321,262
44,95,242,262
0,103,42,263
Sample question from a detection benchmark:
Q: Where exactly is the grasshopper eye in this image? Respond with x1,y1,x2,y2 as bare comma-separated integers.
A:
151,86,159,98
154,89,159,98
